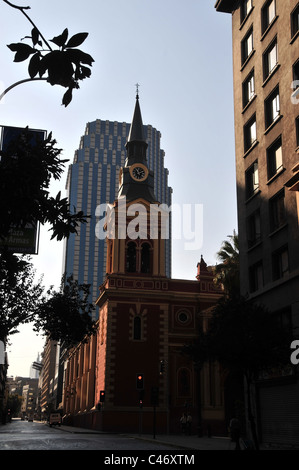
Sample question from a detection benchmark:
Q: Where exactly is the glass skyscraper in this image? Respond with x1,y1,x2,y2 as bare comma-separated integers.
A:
64,118,172,319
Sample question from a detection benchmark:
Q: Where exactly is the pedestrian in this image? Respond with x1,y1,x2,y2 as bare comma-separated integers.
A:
180,413,187,434
186,413,192,435
229,417,241,450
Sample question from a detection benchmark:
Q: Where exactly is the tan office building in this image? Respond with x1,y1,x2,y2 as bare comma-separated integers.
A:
215,0,299,447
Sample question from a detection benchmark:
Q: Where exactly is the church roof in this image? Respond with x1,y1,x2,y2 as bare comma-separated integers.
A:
126,94,147,146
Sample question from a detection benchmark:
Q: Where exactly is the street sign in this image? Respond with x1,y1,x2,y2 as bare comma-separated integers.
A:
0,223,40,254
0,125,46,254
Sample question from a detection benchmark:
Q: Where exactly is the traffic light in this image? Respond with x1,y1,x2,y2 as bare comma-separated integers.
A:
159,360,165,375
100,390,105,402
136,373,144,390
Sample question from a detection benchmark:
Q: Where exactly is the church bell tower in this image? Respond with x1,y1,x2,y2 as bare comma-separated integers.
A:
105,92,167,278
63,91,227,436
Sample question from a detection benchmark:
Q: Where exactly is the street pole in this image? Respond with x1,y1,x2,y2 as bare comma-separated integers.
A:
166,361,169,435
151,386,159,439
139,393,143,436
153,404,156,439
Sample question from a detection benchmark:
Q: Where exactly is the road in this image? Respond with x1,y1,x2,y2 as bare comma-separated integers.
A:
0,419,183,452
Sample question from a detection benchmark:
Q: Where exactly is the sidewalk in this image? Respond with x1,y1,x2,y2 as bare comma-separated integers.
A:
56,424,296,450
126,433,234,450
53,424,253,450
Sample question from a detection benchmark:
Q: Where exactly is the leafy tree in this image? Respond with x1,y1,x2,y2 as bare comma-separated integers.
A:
0,2,95,354
183,297,292,448
214,230,239,298
0,128,88,241
205,296,292,449
2,0,94,106
0,255,96,349
0,250,44,342
182,324,210,436
185,234,292,448
34,275,96,349
7,393,22,417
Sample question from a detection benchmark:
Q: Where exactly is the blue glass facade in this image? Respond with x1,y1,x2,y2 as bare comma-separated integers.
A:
64,119,172,319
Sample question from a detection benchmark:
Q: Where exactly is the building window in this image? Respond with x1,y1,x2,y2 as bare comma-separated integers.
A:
107,241,113,273
178,311,188,323
267,136,283,179
133,316,142,340
242,69,255,108
275,310,292,334
141,243,151,274
265,86,280,129
241,27,254,65
244,114,257,152
293,59,299,91
247,209,261,248
291,4,299,38
249,261,263,292
241,0,253,23
178,368,191,397
261,0,276,34
126,242,136,273
272,246,289,280
177,309,192,325
296,116,299,147
263,38,278,80
269,189,286,232
245,161,259,199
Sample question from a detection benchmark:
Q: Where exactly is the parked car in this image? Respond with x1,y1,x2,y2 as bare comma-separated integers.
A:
49,413,62,427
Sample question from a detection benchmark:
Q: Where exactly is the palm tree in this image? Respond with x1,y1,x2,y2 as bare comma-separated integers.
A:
214,230,239,298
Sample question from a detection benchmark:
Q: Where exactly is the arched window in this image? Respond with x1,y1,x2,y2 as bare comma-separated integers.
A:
126,242,136,272
178,368,191,397
108,241,113,273
133,316,142,340
141,243,151,273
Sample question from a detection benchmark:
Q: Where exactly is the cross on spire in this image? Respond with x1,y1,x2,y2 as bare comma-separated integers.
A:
135,83,140,98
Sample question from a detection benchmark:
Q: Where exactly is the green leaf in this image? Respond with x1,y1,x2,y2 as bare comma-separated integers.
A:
28,53,41,78
65,32,89,48
65,48,94,66
39,51,74,87
8,43,36,62
50,28,69,48
62,87,73,107
31,27,39,46
75,65,91,80
7,43,20,51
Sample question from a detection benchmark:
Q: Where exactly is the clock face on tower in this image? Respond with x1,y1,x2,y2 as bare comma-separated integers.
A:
133,167,145,179
130,163,149,182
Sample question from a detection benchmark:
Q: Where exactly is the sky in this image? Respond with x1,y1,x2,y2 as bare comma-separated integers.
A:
1,0,237,377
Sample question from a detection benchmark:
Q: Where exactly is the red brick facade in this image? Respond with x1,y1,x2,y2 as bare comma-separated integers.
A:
63,96,226,435
63,257,225,435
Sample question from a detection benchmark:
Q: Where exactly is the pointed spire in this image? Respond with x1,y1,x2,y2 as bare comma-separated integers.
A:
118,90,157,203
125,88,148,165
126,92,147,146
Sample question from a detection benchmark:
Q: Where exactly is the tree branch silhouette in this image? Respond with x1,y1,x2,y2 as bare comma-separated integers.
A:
2,0,94,106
